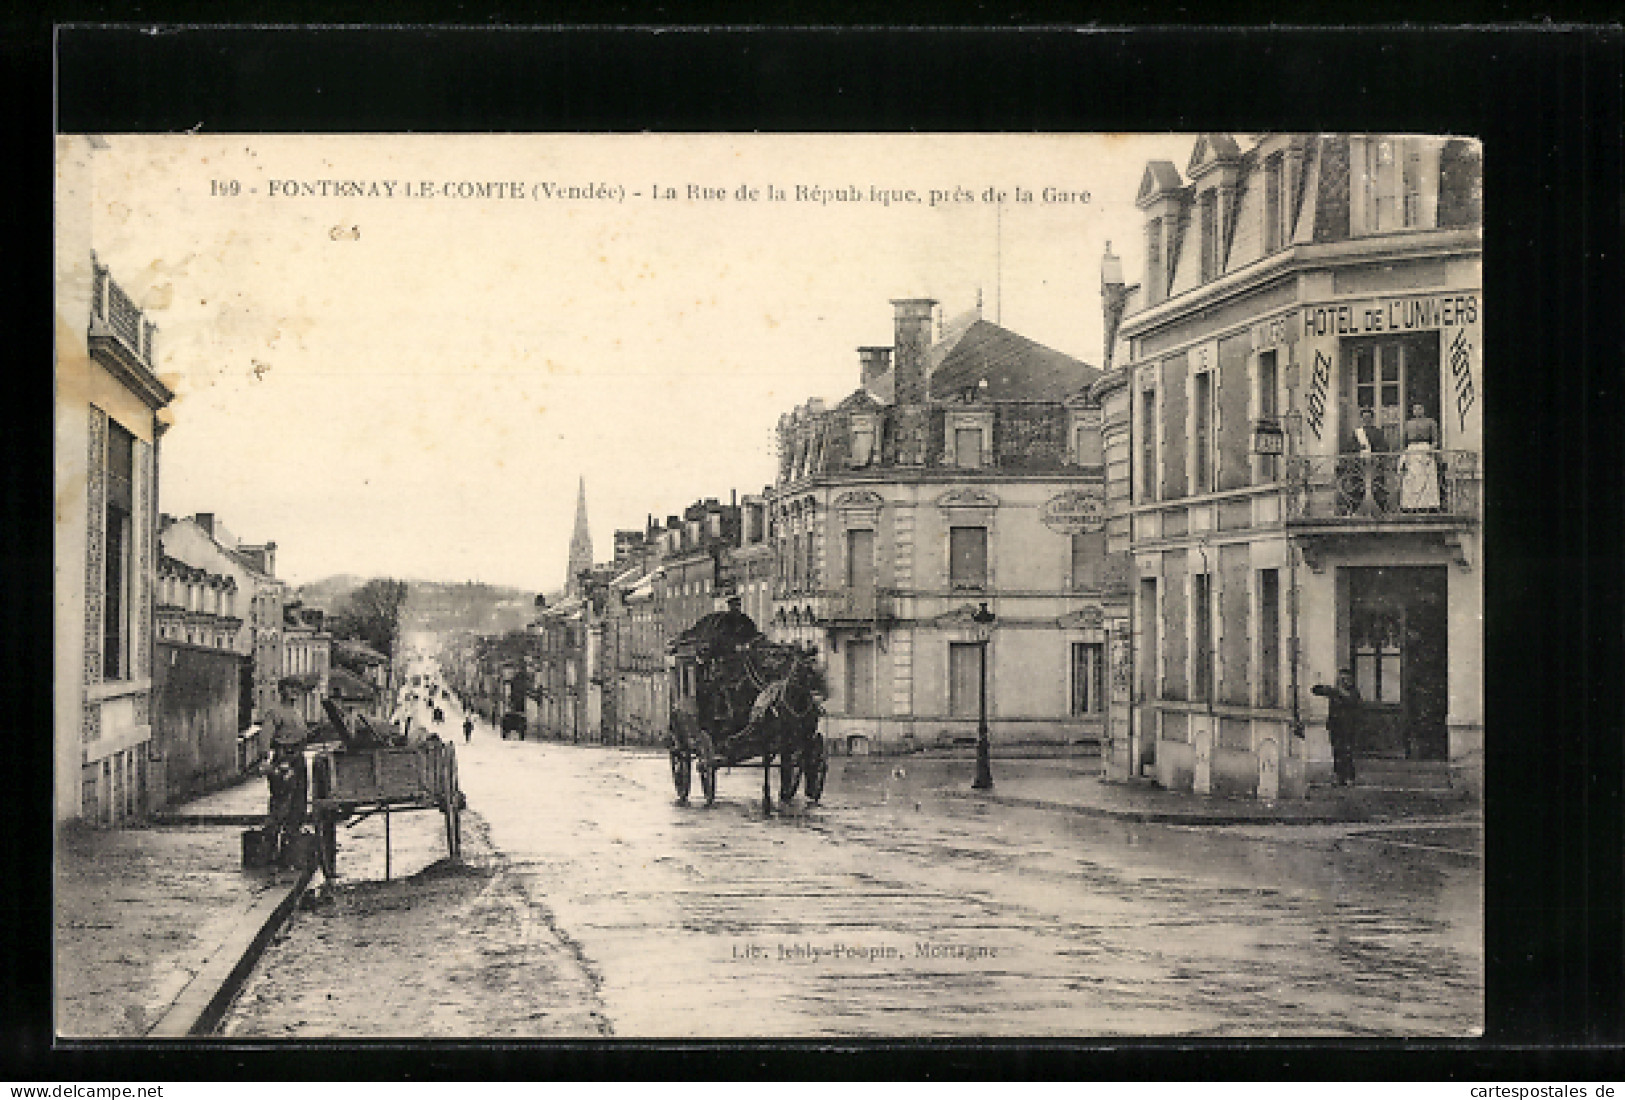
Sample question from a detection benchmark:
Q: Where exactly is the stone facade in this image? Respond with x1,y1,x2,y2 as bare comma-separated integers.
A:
769,299,1131,755
56,138,175,824
1100,133,1483,800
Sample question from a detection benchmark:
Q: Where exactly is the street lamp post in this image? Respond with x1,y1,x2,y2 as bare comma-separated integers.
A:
971,601,996,791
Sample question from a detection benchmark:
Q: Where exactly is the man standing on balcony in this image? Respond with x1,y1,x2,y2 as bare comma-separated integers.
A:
1345,407,1391,515
1312,669,1361,787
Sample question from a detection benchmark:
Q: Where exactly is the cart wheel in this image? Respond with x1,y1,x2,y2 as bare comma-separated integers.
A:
696,730,718,807
802,735,829,803
671,748,692,803
778,752,801,802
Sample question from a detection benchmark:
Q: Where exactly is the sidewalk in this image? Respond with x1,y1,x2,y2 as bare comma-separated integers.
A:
938,766,1479,826
54,776,310,1039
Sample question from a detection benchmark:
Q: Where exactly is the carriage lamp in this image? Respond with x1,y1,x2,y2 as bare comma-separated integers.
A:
971,602,996,791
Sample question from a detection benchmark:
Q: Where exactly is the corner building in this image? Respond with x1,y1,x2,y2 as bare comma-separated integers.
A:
1099,133,1483,799
770,300,1131,755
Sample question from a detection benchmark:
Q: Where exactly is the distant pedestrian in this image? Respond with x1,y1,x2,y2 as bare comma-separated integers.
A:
1312,669,1361,787
463,715,474,744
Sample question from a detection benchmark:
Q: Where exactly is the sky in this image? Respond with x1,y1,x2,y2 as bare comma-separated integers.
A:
68,133,1195,592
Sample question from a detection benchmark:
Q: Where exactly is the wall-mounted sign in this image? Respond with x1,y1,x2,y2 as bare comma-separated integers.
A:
1041,488,1106,534
1251,418,1286,455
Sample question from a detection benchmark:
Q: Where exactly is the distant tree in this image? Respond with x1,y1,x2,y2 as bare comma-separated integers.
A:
330,578,410,658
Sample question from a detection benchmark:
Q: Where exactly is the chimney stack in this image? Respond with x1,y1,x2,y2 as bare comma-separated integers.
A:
890,298,937,406
1101,241,1131,375
194,512,215,537
858,346,893,387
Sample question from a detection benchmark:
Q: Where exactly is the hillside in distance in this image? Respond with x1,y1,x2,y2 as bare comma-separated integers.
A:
296,576,537,636
403,580,538,635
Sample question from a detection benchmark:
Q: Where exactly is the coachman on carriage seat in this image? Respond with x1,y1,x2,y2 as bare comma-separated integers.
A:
666,595,829,814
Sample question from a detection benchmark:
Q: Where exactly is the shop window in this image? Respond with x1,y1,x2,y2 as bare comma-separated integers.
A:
1071,642,1104,716
949,526,988,590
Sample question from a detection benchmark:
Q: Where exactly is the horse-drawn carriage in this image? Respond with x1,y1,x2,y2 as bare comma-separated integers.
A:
667,608,828,813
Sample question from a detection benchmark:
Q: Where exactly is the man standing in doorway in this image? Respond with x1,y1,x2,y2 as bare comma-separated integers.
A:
1312,669,1361,787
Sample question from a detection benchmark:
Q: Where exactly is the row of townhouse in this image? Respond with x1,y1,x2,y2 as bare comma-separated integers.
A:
57,137,349,822
493,295,1132,758
1094,132,1483,800
457,131,1482,805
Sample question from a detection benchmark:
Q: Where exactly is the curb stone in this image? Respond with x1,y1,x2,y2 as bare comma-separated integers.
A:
147,863,315,1038
939,786,1473,828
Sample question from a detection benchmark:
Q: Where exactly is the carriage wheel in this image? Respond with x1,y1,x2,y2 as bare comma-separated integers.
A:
696,730,718,807
802,735,830,803
778,753,801,802
670,748,692,803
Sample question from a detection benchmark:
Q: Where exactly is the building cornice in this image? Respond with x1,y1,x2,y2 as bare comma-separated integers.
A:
87,325,174,411
1120,227,1483,342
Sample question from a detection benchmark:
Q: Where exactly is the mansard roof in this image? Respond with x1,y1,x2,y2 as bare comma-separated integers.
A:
861,313,1097,405
926,319,1098,402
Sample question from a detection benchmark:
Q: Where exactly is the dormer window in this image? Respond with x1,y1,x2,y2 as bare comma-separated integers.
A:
1199,189,1219,282
848,413,877,468
946,409,994,469
1264,153,1284,253
1145,216,1164,302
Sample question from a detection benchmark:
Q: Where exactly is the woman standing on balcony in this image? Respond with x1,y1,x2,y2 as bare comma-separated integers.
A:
1399,402,1443,512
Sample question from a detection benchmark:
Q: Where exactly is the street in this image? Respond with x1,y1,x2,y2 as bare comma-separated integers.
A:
222,702,1482,1038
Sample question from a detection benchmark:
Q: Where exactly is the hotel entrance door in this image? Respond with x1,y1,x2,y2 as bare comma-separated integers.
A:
1347,566,1448,761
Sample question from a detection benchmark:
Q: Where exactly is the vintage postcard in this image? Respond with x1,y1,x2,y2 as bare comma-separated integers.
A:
55,132,1483,1039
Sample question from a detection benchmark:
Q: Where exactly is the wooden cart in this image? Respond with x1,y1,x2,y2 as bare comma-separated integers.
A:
309,737,462,879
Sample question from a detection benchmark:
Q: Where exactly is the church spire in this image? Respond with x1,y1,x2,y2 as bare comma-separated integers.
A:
566,475,593,595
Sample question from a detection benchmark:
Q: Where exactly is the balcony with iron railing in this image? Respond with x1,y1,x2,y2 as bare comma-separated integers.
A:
815,586,896,625
1285,450,1480,526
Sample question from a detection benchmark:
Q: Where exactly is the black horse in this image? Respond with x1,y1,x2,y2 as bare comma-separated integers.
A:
670,637,828,814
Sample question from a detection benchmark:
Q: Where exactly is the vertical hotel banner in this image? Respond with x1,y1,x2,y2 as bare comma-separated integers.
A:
1294,291,1482,454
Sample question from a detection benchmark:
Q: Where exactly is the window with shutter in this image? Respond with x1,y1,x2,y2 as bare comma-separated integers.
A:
1140,389,1158,501
846,639,876,716
1192,572,1213,704
949,642,981,717
1071,530,1105,590
949,526,987,589
1071,642,1104,715
956,427,983,469
1192,371,1214,493
1258,569,1281,707
846,528,875,590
